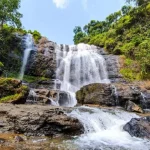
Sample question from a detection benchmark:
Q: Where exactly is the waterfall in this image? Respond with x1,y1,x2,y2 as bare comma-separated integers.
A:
55,43,110,106
19,34,35,80
67,106,150,150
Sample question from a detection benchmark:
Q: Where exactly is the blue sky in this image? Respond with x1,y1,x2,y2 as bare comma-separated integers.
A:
20,0,125,44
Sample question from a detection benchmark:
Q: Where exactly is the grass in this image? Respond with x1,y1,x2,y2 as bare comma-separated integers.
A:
2,72,49,83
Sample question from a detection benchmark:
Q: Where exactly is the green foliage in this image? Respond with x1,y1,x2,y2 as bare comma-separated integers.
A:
0,25,22,72
28,30,42,43
73,2,150,80
0,93,22,102
0,0,22,29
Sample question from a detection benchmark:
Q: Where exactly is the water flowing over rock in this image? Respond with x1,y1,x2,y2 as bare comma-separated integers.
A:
26,37,56,78
55,44,110,107
123,117,150,139
19,34,35,80
67,106,150,150
26,89,73,106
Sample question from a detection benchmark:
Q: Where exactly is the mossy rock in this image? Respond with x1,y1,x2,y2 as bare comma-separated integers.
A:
0,78,29,104
76,83,114,106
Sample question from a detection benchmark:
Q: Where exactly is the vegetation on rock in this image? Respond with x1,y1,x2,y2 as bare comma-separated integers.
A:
0,77,29,103
73,0,150,80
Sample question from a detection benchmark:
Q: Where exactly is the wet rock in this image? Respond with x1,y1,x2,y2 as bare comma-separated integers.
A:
123,117,150,139
113,84,142,107
0,104,83,137
27,89,72,106
76,83,150,109
125,101,143,113
104,55,123,83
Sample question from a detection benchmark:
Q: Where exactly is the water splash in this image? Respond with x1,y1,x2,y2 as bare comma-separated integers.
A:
67,106,150,150
55,43,110,107
19,34,35,80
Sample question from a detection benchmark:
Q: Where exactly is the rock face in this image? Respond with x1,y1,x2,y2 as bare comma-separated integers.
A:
123,117,150,139
24,38,122,81
0,104,83,136
27,89,71,106
76,83,150,111
26,37,56,78
104,55,123,82
0,78,29,104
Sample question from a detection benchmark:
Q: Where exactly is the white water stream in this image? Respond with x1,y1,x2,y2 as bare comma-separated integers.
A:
67,106,150,150
53,43,150,149
55,44,110,106
19,34,34,80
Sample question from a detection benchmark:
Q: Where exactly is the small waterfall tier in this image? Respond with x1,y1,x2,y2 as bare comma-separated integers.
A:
55,43,110,107
67,107,150,150
19,34,35,80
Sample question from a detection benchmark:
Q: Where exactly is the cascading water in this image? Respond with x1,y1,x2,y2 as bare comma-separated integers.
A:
53,43,150,149
19,34,35,80
55,43,110,106
67,106,150,150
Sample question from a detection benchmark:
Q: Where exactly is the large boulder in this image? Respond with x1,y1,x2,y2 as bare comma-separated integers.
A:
76,83,116,106
0,104,83,136
0,78,29,104
123,117,150,139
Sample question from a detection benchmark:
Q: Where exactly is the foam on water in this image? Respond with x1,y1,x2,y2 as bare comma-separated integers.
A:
67,106,150,150
55,43,110,106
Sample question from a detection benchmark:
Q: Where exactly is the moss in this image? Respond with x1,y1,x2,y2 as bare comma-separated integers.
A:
23,75,49,83
0,77,28,103
0,93,22,102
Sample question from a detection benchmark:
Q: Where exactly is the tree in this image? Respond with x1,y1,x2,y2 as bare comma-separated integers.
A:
0,0,22,29
126,0,149,6
73,26,86,44
121,5,132,15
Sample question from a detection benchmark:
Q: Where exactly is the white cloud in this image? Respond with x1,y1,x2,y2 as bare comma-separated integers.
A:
52,0,69,9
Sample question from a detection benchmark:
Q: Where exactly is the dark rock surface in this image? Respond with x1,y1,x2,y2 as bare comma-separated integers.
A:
76,83,116,106
123,117,150,139
26,37,56,78
27,89,71,106
104,55,123,82
76,83,150,110
0,104,83,136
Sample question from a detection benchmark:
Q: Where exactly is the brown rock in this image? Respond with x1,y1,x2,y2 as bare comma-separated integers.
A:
0,104,83,136
125,101,143,113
